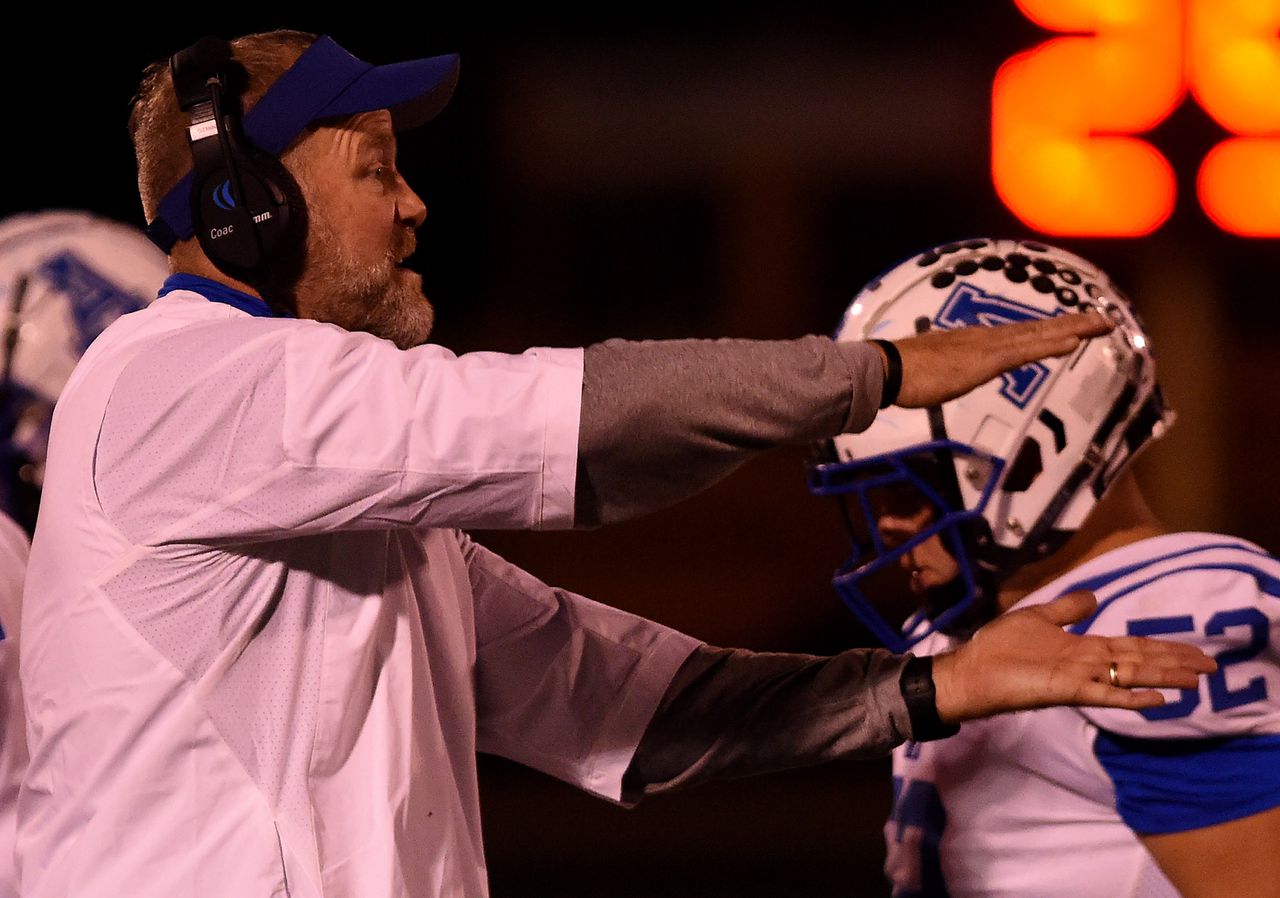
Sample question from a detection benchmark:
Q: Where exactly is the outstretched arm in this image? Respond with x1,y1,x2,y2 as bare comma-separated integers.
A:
625,591,1215,797
576,311,1110,527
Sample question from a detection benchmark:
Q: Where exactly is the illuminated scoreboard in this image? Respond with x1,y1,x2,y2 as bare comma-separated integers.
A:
993,0,1280,236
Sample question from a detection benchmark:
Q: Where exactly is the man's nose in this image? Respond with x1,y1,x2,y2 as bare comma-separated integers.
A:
394,174,427,228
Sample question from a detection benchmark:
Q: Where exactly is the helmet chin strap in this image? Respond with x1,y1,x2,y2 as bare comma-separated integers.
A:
914,315,1000,638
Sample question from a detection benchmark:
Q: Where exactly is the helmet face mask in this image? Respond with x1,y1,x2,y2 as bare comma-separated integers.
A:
810,439,1004,652
810,237,1174,651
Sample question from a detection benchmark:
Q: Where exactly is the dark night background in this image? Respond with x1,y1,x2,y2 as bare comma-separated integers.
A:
8,4,1277,895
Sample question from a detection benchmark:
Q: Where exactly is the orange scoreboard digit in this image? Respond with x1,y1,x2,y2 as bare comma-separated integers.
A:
993,0,1280,237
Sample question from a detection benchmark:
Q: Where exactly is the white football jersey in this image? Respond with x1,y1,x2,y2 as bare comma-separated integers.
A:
885,532,1280,898
18,289,700,898
0,512,28,898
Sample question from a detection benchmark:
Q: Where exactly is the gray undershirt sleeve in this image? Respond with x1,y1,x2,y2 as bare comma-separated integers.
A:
621,644,915,801
575,336,884,528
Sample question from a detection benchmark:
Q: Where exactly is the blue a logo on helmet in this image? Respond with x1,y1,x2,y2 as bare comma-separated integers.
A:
934,283,1061,409
213,180,236,211
38,253,150,352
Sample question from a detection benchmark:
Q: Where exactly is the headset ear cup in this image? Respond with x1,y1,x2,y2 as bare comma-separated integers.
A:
191,135,307,288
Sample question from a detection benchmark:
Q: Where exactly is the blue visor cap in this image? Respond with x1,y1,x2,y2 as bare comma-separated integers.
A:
149,35,459,252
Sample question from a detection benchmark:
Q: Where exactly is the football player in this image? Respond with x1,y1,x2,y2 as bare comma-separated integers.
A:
808,237,1280,898
0,210,167,898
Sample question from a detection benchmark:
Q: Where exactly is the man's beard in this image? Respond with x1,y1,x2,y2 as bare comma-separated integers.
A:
293,213,435,350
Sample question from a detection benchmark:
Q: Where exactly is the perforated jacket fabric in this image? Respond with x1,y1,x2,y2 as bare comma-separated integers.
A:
17,291,700,898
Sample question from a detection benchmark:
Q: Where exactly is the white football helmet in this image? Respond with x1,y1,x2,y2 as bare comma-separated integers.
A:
0,210,168,532
807,237,1173,652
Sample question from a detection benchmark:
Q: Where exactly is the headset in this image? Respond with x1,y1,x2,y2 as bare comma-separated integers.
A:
170,36,307,285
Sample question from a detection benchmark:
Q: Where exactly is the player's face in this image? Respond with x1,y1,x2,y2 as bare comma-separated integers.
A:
873,489,962,594
288,110,434,349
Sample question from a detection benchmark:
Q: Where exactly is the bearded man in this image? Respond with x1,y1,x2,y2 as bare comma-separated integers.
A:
14,31,1213,898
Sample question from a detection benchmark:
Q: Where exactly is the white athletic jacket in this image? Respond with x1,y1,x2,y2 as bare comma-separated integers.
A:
18,290,700,897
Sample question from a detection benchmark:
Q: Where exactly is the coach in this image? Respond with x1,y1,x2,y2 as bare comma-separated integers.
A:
15,30,1212,898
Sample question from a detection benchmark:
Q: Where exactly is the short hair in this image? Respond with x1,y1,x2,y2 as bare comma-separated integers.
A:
128,30,318,225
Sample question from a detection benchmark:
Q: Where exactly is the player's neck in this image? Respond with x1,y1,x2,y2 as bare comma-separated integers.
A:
995,472,1170,612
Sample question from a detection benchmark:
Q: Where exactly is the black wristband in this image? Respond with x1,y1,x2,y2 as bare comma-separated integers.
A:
871,339,903,409
899,655,960,742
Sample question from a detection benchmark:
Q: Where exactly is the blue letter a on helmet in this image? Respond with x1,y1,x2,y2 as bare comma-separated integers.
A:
934,284,1060,409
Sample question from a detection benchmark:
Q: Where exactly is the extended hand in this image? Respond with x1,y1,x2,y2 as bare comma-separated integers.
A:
886,309,1113,409
929,590,1218,723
